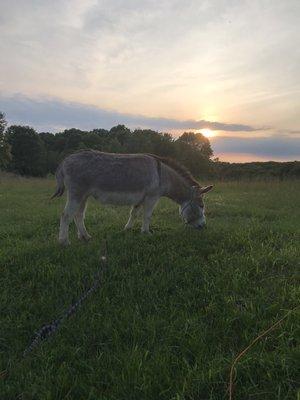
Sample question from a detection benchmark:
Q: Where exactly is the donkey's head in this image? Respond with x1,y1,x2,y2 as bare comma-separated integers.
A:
180,185,213,229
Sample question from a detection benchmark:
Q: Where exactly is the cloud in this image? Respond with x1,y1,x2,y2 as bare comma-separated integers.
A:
277,129,300,136
211,136,300,159
1,0,299,130
0,94,262,132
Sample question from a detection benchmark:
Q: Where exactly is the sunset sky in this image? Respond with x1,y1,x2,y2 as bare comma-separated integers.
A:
1,0,299,161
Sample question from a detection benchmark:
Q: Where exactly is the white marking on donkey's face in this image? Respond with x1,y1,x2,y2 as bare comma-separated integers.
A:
180,185,213,230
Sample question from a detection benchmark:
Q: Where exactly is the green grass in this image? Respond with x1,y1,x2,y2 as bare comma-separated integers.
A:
0,178,299,400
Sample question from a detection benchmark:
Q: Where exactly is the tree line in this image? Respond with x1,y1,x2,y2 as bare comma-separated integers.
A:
0,111,214,177
1,111,299,179
213,160,300,180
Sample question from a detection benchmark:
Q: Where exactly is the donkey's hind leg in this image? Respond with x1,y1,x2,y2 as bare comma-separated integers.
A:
59,194,81,246
124,204,141,230
74,198,92,241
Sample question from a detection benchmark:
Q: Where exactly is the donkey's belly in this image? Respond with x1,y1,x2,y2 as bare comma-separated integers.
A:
93,189,145,206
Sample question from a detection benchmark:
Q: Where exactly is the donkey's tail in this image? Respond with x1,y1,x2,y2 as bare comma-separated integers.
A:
51,164,65,199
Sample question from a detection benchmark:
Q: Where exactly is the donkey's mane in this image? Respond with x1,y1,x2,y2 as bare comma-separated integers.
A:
147,154,199,186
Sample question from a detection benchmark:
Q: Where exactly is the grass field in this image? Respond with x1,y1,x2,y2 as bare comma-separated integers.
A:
0,177,299,400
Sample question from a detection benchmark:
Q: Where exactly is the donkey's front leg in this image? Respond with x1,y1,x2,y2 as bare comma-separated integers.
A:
141,197,158,233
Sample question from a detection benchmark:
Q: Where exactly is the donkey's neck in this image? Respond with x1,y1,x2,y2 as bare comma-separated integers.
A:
160,164,191,204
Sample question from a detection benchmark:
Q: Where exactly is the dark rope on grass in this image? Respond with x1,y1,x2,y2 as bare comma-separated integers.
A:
23,240,108,358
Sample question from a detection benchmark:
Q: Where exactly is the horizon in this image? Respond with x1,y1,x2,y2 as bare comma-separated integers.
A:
1,1,299,162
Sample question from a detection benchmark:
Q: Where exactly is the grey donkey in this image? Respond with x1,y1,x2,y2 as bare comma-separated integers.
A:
51,150,213,245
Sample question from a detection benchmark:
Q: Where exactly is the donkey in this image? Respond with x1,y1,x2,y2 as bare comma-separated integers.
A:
51,150,213,245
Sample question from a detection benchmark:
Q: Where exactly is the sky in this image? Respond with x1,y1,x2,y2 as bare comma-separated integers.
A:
0,0,299,162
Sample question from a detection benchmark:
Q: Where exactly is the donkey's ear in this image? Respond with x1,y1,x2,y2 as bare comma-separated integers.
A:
200,185,213,195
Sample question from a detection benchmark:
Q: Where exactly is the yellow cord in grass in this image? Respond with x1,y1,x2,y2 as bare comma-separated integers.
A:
228,306,299,400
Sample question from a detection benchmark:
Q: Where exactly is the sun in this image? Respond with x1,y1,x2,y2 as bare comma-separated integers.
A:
200,128,215,138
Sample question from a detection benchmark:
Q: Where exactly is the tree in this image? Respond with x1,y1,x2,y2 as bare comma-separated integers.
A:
125,129,174,156
174,131,213,175
0,112,11,169
39,132,61,174
109,125,131,147
176,132,213,159
6,125,47,176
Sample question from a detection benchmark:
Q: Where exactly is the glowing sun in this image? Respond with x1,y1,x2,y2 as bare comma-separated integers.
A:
200,128,215,138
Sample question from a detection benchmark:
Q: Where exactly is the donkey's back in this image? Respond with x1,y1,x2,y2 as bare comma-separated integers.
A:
53,150,160,198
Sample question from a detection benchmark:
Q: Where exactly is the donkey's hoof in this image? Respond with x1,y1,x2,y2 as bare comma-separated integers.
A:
59,238,70,246
78,234,92,242
141,229,153,235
